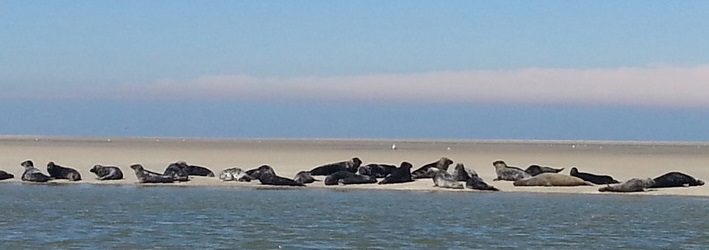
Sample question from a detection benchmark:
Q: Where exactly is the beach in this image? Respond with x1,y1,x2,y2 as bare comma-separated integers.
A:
1,136,708,196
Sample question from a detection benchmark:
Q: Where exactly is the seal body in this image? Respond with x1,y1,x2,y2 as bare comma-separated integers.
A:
90,165,123,180
21,160,51,182
650,172,704,188
0,170,14,180
293,171,317,184
513,173,593,187
219,168,252,182
251,165,305,187
492,161,531,181
599,178,654,192
451,163,478,182
357,164,397,178
429,168,463,189
465,176,500,191
163,163,189,182
570,167,619,185
324,171,377,185
310,157,362,176
524,165,564,176
378,162,414,184
46,162,82,181
175,161,215,177
411,157,454,179
130,164,176,183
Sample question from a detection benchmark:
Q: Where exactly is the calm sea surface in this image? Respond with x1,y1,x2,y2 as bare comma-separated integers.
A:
0,183,708,249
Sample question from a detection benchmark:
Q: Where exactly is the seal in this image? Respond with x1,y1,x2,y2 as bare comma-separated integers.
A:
513,173,593,187
0,170,14,181
130,164,176,183
251,165,305,187
570,167,620,185
163,162,189,182
598,178,654,192
357,163,397,178
492,160,531,181
324,171,377,185
20,160,51,183
524,165,564,176
175,161,215,177
378,162,414,185
411,157,454,179
465,176,500,191
451,163,478,182
310,157,362,176
650,172,705,188
429,168,463,189
219,167,252,182
47,162,82,181
89,165,124,180
293,171,318,184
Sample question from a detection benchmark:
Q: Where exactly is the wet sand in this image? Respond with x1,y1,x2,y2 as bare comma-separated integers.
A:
1,136,708,196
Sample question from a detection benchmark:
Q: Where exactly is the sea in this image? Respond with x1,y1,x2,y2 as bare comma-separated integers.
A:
1,183,708,249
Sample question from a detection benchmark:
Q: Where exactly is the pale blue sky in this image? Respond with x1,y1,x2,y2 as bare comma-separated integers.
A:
1,1,709,140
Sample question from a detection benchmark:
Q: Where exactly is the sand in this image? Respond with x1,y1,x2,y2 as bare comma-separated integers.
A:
1,136,708,196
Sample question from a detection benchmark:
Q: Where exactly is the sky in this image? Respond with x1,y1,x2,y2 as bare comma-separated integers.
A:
1,1,709,141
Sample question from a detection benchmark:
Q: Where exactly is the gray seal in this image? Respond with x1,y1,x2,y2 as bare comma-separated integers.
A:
357,163,397,178
250,165,305,187
492,160,531,181
465,176,500,191
650,172,705,188
310,157,362,176
524,165,564,176
219,167,252,182
598,178,654,192
0,170,14,181
378,162,414,185
163,162,189,182
20,160,51,183
570,167,619,185
293,171,318,184
411,157,454,179
429,168,463,189
130,164,176,183
90,165,124,180
451,163,478,182
47,162,82,181
324,171,377,185
175,161,215,177
513,173,593,187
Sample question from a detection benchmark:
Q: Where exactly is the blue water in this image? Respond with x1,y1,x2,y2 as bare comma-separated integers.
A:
0,183,707,249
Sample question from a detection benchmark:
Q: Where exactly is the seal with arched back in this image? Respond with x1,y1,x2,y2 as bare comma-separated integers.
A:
294,171,318,184
130,164,175,183
451,163,478,182
175,161,215,177
357,163,397,178
492,160,531,181
310,157,362,176
598,178,654,193
47,162,81,181
524,165,564,176
411,157,454,179
90,165,123,180
163,162,189,182
251,165,305,187
570,167,619,185
378,162,414,185
650,172,704,188
513,173,593,187
20,160,51,183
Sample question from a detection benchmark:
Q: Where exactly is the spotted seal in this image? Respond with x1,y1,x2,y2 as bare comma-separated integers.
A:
513,173,593,187
324,171,377,185
492,160,531,181
130,164,176,183
451,163,478,182
89,165,124,180
524,165,564,176
175,161,215,177
598,178,654,192
650,172,704,188
219,167,252,182
411,157,454,179
20,160,51,183
310,157,362,176
293,171,318,184
357,163,397,178
0,170,14,181
429,168,463,189
47,162,82,181
570,167,619,185
250,165,305,187
378,162,414,185
163,162,189,182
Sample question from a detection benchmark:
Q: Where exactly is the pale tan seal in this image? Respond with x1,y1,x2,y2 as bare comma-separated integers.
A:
513,173,593,187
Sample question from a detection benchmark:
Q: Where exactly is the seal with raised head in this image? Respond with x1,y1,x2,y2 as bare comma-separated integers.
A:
90,165,124,180
524,165,564,176
357,163,397,178
451,163,478,182
294,171,318,184
163,162,189,182
598,178,654,192
20,160,51,183
219,167,252,182
324,171,377,185
130,164,175,183
465,176,500,191
513,173,593,187
251,165,305,187
175,161,215,177
650,172,705,188
570,167,620,185
492,160,531,181
310,157,362,176
411,157,454,179
47,162,82,181
429,168,463,189
378,162,414,185
0,170,14,181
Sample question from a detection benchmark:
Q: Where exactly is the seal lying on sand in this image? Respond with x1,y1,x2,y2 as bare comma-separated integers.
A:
47,162,82,181
0,170,14,180
492,160,531,181
378,162,414,185
357,163,397,178
650,172,704,188
570,167,619,185
130,164,176,183
175,161,215,177
324,171,377,185
250,165,305,187
451,163,478,182
513,173,593,187
310,157,362,176
163,163,189,182
598,178,654,192
429,168,463,189
90,165,124,180
293,171,318,184
466,176,500,191
524,165,564,176
411,157,454,179
21,160,51,183
219,168,252,182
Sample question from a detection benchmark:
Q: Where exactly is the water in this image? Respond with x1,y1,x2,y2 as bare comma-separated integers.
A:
0,183,707,249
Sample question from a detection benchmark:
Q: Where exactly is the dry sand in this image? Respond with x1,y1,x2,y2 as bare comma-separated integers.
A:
1,136,708,196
